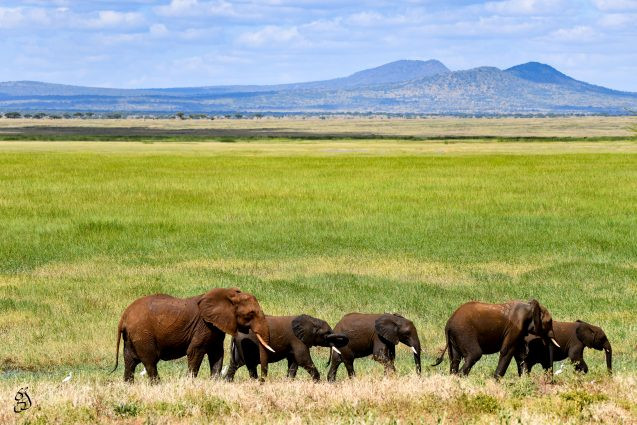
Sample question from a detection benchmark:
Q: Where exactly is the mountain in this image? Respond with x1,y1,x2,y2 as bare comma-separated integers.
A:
1,60,636,114
282,59,450,90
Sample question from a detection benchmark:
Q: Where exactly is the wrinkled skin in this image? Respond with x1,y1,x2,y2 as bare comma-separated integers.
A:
515,320,612,374
112,287,270,383
225,314,348,382
432,300,556,379
327,313,422,382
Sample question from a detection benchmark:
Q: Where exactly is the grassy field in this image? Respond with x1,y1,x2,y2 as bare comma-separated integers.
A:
1,118,636,423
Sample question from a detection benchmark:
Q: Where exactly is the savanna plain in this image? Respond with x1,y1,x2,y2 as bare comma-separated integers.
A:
1,117,636,424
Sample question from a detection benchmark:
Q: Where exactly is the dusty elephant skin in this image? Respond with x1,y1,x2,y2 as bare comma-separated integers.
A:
112,287,272,382
432,299,558,378
225,314,349,381
517,320,612,374
327,313,422,381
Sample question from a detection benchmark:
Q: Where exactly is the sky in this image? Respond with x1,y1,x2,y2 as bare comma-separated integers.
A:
1,0,636,90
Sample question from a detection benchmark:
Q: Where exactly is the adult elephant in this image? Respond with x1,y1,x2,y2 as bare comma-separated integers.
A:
225,314,349,381
432,300,559,378
327,313,422,382
516,320,612,374
112,287,274,382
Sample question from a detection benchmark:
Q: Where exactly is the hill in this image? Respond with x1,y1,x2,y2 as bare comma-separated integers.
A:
1,60,636,114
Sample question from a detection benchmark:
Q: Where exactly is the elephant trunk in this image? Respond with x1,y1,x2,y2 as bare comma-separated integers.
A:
325,333,349,349
410,338,422,375
250,316,271,379
603,340,612,373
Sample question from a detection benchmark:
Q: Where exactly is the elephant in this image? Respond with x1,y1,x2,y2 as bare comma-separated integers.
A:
515,320,612,374
432,300,559,378
112,287,274,382
327,313,422,382
224,314,349,381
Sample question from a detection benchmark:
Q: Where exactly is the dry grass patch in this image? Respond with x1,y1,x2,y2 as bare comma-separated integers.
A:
1,374,635,424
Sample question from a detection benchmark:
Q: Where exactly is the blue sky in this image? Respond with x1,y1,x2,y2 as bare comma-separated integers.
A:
1,0,636,90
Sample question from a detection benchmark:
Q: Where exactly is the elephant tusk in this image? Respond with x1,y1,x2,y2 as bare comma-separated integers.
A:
256,333,276,353
331,346,342,355
411,346,418,355
551,338,561,348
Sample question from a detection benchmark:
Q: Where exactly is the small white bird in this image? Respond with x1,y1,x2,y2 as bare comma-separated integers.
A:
139,367,147,376
555,363,565,375
62,372,72,383
221,366,229,376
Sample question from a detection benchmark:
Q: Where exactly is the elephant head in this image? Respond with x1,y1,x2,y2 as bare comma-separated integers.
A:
198,287,273,377
525,299,558,373
576,320,612,373
374,314,422,375
291,314,349,351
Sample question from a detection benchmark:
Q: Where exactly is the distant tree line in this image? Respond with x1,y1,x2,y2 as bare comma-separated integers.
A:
0,111,628,120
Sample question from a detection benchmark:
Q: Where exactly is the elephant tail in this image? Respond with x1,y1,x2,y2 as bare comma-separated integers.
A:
110,318,124,374
431,330,449,367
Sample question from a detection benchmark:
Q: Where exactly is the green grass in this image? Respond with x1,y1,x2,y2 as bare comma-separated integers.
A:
1,140,636,423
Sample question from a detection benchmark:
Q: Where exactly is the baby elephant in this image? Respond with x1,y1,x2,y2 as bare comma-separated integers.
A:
225,314,348,381
327,313,422,382
516,320,612,374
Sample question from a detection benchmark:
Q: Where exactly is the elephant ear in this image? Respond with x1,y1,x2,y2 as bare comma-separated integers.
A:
375,314,399,345
291,315,318,346
528,299,542,335
576,321,597,348
197,287,241,335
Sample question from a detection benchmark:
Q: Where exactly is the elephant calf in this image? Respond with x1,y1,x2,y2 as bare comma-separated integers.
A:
516,320,612,374
225,314,348,381
327,313,422,382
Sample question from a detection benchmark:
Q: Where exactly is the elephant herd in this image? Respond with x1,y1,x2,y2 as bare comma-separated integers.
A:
112,287,612,383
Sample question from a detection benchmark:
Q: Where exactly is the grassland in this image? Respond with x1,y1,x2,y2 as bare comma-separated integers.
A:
0,117,636,424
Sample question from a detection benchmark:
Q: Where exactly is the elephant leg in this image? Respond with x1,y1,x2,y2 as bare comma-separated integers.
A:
574,359,589,374
343,356,356,379
134,340,160,383
372,340,396,376
208,346,224,378
448,335,461,374
460,352,482,376
142,361,160,383
247,364,259,380
569,346,587,373
224,345,244,382
287,357,299,379
295,354,320,382
494,347,516,379
123,341,140,383
514,352,526,377
327,354,341,382
187,348,206,378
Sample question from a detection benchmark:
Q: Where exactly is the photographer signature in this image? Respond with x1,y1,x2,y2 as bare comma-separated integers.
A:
14,387,32,413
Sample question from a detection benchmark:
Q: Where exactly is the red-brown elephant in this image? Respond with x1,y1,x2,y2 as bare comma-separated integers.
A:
432,300,559,378
112,287,274,382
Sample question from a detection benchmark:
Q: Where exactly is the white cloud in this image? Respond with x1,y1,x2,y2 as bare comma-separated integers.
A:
237,25,303,47
85,10,145,28
155,0,237,17
485,0,567,15
598,12,637,26
149,23,168,36
0,7,24,27
550,25,598,41
592,0,637,11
